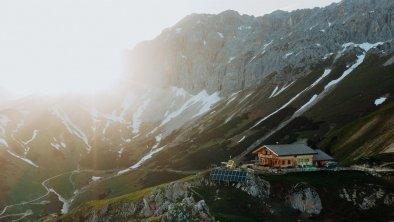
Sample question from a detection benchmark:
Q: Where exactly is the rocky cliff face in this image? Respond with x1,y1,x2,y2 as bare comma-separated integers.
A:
288,183,322,215
53,173,271,222
50,180,212,222
127,0,394,95
47,171,394,222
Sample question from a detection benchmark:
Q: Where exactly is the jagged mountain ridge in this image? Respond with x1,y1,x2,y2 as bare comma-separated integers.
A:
127,0,394,95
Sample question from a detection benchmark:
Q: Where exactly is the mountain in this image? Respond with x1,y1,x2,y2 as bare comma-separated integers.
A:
127,0,394,95
0,0,394,221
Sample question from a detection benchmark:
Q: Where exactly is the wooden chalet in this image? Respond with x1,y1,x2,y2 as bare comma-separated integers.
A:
252,144,318,168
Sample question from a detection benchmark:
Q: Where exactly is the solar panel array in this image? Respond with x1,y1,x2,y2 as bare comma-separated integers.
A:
209,169,248,182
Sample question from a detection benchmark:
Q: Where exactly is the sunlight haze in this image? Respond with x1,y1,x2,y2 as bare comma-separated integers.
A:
0,0,340,97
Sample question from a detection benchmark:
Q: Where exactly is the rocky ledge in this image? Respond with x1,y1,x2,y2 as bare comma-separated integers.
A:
51,173,271,222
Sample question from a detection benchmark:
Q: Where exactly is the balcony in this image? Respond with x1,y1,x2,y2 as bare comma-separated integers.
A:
258,154,273,158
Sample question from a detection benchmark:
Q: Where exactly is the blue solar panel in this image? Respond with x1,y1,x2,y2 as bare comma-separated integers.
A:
209,169,248,182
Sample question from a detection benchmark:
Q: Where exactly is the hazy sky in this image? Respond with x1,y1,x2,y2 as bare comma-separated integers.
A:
0,0,341,96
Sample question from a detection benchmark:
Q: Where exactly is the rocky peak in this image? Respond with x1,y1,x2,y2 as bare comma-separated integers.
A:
125,0,394,96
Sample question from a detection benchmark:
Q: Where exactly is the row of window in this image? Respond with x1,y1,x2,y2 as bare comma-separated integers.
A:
261,158,310,165
270,160,292,165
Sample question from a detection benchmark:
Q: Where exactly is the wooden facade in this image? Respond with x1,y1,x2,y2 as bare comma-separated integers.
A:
253,145,316,168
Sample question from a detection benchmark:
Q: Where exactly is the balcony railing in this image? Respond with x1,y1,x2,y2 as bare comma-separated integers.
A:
258,154,273,158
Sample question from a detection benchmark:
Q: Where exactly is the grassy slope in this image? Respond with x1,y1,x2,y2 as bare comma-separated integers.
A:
320,101,394,164
66,168,192,213
263,53,394,164
48,173,202,222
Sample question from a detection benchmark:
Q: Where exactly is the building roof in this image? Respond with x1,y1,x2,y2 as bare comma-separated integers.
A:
313,149,335,161
253,144,318,156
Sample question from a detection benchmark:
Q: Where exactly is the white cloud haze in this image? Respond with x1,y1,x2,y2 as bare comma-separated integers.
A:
0,0,340,96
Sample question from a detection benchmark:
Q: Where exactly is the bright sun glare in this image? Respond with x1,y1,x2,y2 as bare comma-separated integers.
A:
0,1,130,96
0,0,340,97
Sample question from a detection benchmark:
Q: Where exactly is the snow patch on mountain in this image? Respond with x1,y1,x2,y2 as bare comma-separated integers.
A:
326,42,383,90
283,52,294,59
311,69,331,88
171,87,188,97
238,136,246,143
121,137,131,143
225,91,240,105
295,94,318,114
132,99,151,134
238,25,252,31
192,91,221,118
374,96,387,106
118,147,124,158
102,121,110,135
152,134,162,149
118,145,167,175
7,150,38,167
341,42,384,53
322,53,334,60
23,130,39,145
50,143,61,150
50,106,92,152
270,81,296,98
50,137,66,151
252,68,333,128
294,46,379,117
383,55,394,66
49,188,70,214
118,134,166,175
239,92,253,104
0,138,8,147
161,90,221,126
103,111,126,124
228,57,236,63
251,89,305,129
269,86,279,98
91,176,102,182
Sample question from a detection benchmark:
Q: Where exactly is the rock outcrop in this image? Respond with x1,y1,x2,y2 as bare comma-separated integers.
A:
58,173,273,222
67,180,215,222
239,173,270,198
339,184,394,210
287,183,323,215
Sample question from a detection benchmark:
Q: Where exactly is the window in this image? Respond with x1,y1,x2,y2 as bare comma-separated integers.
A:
288,160,291,164
282,160,285,165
